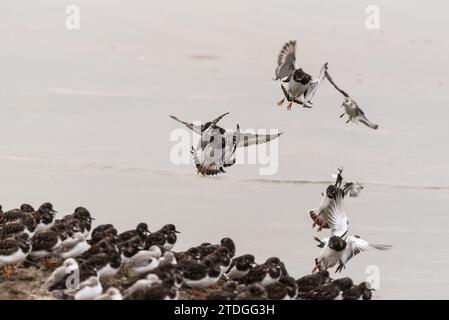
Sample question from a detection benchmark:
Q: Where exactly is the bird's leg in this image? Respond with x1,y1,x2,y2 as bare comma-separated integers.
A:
311,259,320,274
287,102,293,110
277,98,285,107
0,266,18,278
43,257,54,269
339,113,345,118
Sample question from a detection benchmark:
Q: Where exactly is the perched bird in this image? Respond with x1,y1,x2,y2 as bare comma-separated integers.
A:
244,257,283,286
0,233,31,276
30,229,64,260
89,224,118,246
124,245,162,274
279,275,298,300
118,223,150,243
206,281,240,300
124,278,179,300
274,40,327,109
84,251,121,278
147,264,184,289
0,204,35,224
146,224,180,251
301,277,353,300
159,251,177,266
170,113,283,176
124,274,161,297
235,284,267,300
342,282,373,300
33,203,57,233
55,233,90,259
226,254,256,280
94,287,123,300
181,255,222,288
45,258,78,289
296,270,330,295
74,276,103,300
325,70,379,129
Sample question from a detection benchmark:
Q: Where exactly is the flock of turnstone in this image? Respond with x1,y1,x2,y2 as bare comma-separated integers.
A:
0,203,375,300
170,40,379,176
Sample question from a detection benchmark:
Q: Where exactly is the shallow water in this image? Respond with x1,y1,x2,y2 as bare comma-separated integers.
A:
1,0,449,299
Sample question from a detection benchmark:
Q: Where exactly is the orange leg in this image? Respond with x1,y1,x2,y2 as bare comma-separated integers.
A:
44,257,54,269
277,98,285,107
287,102,293,110
0,266,19,278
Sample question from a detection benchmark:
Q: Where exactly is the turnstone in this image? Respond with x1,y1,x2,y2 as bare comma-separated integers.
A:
181,255,222,288
124,274,161,297
170,113,283,176
274,40,328,109
0,233,31,276
301,277,353,300
244,257,282,286
265,282,289,300
125,245,161,274
147,264,184,289
235,284,267,300
56,233,90,259
33,203,57,232
334,234,392,273
119,239,144,265
84,251,122,278
30,229,64,260
118,223,150,243
58,207,94,238
342,282,373,300
74,276,103,300
45,258,78,289
308,168,363,234
89,224,118,245
206,281,240,300
0,204,35,224
47,261,97,292
212,247,232,274
313,234,391,273
146,224,180,250
279,275,298,300
94,287,123,300
124,278,178,300
296,270,330,295
226,254,256,280
325,70,379,129
0,215,36,238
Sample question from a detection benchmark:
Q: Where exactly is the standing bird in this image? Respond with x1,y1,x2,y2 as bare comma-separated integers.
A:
325,70,379,129
274,40,327,110
170,113,283,176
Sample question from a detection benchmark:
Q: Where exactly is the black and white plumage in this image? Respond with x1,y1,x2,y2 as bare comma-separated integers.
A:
55,233,90,259
0,233,31,270
335,235,392,273
342,282,373,300
124,245,161,274
118,223,150,244
30,229,64,258
235,284,267,300
32,203,57,233
243,257,283,286
170,113,283,176
226,254,256,280
325,70,379,130
296,270,331,296
274,41,328,110
301,277,353,300
146,224,180,251
309,168,363,235
181,255,222,288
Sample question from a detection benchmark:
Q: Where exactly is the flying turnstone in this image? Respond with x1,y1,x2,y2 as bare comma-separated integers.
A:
325,70,379,129
308,168,363,234
274,40,328,110
170,113,283,176
74,276,103,300
0,233,31,276
94,287,123,300
226,254,256,280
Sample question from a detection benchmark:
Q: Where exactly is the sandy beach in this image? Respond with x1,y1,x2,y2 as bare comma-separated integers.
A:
1,0,449,299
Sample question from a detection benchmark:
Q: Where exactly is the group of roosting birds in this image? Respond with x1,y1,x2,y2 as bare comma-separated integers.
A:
169,40,379,176
0,202,375,300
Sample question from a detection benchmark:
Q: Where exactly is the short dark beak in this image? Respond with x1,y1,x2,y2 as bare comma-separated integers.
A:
51,209,57,214
90,217,95,221
175,230,181,234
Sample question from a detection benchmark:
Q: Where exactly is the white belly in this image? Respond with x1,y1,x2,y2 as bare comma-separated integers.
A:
60,241,90,259
288,79,308,98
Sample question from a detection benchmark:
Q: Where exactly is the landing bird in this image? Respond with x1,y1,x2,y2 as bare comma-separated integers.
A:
308,168,363,234
325,70,379,130
170,113,283,176
274,40,328,110
313,235,391,273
